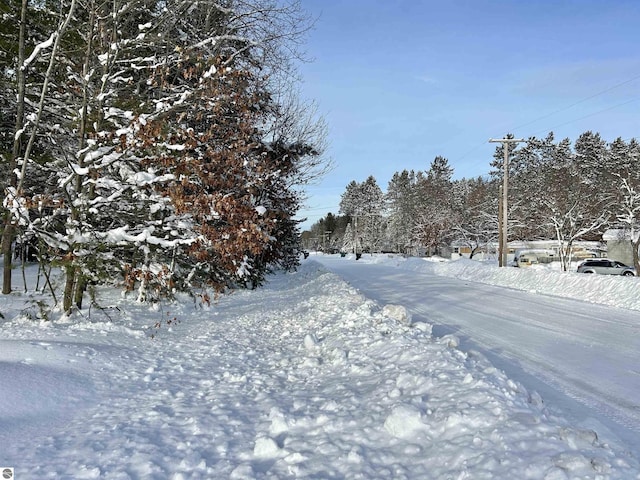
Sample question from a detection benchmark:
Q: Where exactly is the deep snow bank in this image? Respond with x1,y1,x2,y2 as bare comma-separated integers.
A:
357,254,640,311
0,261,639,478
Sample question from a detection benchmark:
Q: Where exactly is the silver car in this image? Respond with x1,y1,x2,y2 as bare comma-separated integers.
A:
577,259,636,276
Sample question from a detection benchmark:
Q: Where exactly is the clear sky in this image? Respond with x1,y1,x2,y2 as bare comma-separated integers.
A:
295,0,640,230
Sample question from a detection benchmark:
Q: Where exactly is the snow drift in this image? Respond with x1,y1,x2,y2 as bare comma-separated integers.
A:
0,259,638,478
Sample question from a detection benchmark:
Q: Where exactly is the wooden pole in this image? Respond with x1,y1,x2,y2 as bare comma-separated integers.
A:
489,137,524,267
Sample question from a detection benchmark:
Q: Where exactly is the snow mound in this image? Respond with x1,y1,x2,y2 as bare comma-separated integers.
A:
382,303,412,325
383,403,427,439
0,261,638,478
373,255,640,311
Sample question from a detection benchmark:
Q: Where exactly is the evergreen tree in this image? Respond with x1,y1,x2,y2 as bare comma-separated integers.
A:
413,156,455,256
339,177,384,253
574,131,607,186
305,213,350,252
608,138,640,271
539,135,608,269
385,170,417,253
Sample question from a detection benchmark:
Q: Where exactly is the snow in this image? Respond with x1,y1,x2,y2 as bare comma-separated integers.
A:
163,144,186,151
364,254,640,311
203,65,217,79
101,225,190,248
21,33,56,70
130,170,176,186
1,256,639,479
14,127,25,141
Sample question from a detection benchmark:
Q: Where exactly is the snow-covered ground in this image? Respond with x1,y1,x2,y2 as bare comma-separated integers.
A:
1,257,639,479
316,253,640,440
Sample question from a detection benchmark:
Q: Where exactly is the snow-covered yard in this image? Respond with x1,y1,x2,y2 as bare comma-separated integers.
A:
1,257,639,479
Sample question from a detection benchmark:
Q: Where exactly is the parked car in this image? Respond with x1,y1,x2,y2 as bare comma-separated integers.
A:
576,259,636,276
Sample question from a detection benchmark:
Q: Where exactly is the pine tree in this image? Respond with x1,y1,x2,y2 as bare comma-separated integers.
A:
385,170,417,253
414,157,455,256
608,137,640,271
538,135,608,269
339,177,384,254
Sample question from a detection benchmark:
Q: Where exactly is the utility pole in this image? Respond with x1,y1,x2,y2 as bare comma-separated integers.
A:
489,137,524,267
498,184,503,266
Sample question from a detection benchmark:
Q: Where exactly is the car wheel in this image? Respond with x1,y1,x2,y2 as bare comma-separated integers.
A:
622,271,634,276
584,271,594,274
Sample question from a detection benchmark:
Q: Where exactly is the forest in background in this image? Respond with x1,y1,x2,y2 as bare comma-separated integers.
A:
304,132,640,272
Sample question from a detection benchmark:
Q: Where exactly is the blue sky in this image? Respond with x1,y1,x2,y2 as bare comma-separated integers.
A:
295,0,640,230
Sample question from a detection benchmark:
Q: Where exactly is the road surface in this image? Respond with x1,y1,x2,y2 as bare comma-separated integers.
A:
314,255,640,451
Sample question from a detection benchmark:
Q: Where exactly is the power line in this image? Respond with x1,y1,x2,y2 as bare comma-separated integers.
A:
509,73,640,133
303,76,640,227
300,204,340,212
530,97,640,137
453,72,640,172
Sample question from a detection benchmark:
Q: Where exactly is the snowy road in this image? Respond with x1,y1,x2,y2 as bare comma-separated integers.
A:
314,255,640,450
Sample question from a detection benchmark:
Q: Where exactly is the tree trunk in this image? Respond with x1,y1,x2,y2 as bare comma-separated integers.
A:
2,0,28,294
1,235,12,294
63,265,76,315
74,274,86,309
68,0,95,313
